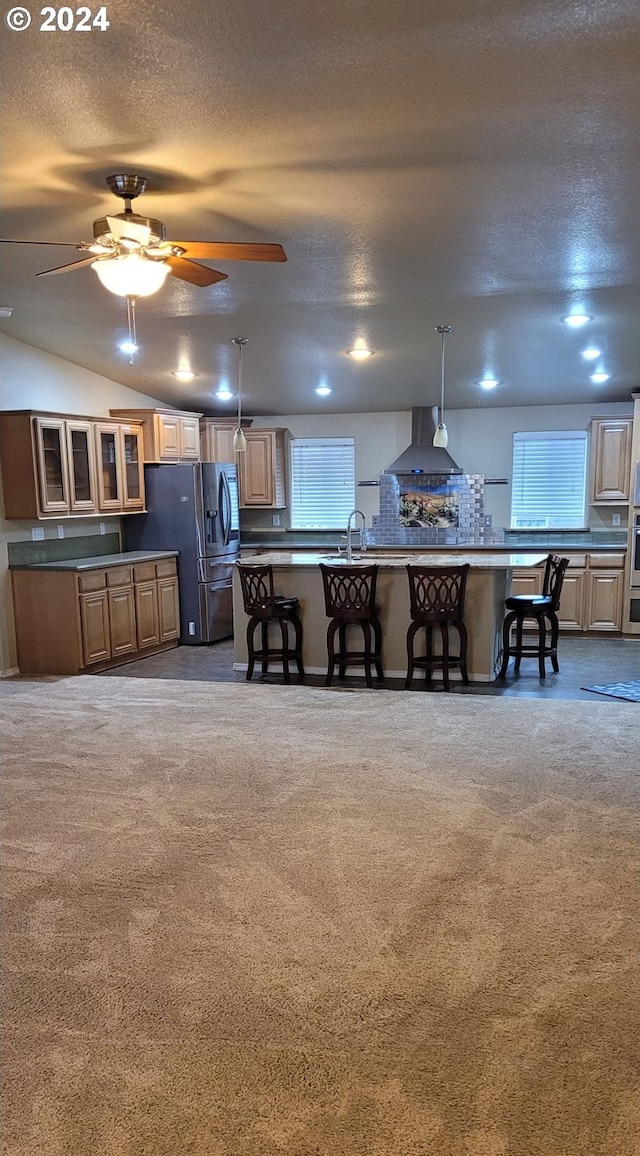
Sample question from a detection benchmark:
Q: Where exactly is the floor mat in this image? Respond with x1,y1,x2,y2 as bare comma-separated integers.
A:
581,680,640,703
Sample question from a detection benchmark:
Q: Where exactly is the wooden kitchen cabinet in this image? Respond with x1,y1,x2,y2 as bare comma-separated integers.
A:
111,407,202,462
200,421,287,506
556,567,586,630
201,419,240,464
0,411,146,519
239,429,287,507
589,417,633,504
505,550,625,632
584,553,626,630
95,422,145,512
11,555,179,675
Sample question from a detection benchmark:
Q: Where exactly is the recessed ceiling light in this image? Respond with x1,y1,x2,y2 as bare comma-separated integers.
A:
173,370,196,382
119,339,138,355
347,344,374,360
581,346,601,360
315,385,332,396
216,388,233,401
590,371,610,384
562,313,592,328
479,378,499,390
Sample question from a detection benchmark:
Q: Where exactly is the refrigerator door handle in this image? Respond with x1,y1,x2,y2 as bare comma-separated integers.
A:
220,469,232,548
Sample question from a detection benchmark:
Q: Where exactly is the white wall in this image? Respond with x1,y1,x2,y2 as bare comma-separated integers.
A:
0,334,165,675
249,400,633,531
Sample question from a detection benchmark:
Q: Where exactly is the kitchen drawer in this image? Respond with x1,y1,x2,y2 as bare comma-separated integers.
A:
133,561,157,583
107,565,132,587
566,554,587,568
155,557,177,579
588,553,625,569
78,570,107,593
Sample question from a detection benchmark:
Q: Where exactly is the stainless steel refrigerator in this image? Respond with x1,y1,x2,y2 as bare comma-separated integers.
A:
124,462,240,644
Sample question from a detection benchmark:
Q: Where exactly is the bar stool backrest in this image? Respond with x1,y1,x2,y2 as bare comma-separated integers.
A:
406,564,470,623
541,554,570,609
238,564,276,617
319,564,379,621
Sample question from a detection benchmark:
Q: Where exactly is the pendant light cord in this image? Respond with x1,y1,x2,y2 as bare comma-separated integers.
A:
232,337,249,452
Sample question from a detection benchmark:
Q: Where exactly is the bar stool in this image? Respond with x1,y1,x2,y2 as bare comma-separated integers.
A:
498,554,569,680
405,564,470,691
237,564,304,682
319,563,384,688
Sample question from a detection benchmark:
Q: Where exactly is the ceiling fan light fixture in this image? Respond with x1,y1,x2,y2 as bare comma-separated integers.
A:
93,253,170,297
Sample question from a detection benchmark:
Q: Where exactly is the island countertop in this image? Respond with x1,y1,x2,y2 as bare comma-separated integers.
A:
238,550,547,569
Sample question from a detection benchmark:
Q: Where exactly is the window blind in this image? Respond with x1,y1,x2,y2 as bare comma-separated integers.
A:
290,438,356,529
510,430,588,528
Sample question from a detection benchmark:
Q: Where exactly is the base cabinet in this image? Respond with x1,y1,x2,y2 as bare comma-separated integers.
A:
11,555,179,675
507,551,625,632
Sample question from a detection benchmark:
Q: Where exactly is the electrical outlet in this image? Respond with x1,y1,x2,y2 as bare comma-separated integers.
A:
57,524,65,539
99,522,107,535
31,527,45,541
612,513,621,526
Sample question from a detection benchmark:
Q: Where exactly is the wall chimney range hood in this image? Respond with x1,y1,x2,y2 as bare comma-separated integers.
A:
384,408,462,475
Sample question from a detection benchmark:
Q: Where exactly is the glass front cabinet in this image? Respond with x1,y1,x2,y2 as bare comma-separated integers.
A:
95,422,145,512
0,411,146,520
34,418,71,513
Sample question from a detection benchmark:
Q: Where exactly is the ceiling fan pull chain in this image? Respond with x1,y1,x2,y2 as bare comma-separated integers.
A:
126,295,138,363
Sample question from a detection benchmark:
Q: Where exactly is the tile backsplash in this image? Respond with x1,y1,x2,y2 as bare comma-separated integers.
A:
367,473,485,546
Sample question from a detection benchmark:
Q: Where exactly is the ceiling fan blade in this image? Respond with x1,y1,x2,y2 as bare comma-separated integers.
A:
106,215,151,246
167,241,287,262
165,257,228,287
0,239,78,246
36,256,98,277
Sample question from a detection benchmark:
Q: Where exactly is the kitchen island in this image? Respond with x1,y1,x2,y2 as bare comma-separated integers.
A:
233,551,546,682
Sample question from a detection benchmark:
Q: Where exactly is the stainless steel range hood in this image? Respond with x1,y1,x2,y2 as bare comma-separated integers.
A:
384,408,462,475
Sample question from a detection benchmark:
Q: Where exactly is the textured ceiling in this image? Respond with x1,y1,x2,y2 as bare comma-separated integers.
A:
0,0,638,417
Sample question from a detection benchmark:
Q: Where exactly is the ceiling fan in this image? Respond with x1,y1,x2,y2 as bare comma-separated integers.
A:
1,173,287,298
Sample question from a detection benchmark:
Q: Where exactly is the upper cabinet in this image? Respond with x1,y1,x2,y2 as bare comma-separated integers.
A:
201,420,288,508
110,407,202,463
0,410,146,519
238,429,287,507
589,417,633,504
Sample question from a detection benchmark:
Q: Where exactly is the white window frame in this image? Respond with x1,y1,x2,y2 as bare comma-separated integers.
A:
290,437,356,529
510,430,588,529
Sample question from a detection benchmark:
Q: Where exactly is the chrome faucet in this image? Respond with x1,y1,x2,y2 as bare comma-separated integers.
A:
345,509,367,562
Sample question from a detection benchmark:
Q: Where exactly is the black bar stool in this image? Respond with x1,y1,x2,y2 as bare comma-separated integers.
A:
405,564,470,691
237,564,304,682
319,563,383,688
498,553,569,679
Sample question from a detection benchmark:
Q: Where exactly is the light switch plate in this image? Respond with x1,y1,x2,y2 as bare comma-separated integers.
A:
31,527,45,541
612,513,621,526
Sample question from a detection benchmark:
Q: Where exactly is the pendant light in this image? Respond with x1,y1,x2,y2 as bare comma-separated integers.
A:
433,324,452,448
232,337,248,452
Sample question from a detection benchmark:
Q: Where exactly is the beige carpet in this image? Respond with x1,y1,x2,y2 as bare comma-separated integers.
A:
1,676,639,1156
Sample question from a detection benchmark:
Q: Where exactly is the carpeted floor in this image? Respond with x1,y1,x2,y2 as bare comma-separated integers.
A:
1,675,639,1156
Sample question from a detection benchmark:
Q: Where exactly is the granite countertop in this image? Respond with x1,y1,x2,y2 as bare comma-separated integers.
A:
10,550,179,572
238,551,547,570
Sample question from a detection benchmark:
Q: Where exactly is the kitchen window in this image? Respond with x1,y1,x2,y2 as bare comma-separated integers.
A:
290,438,356,529
510,430,588,528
